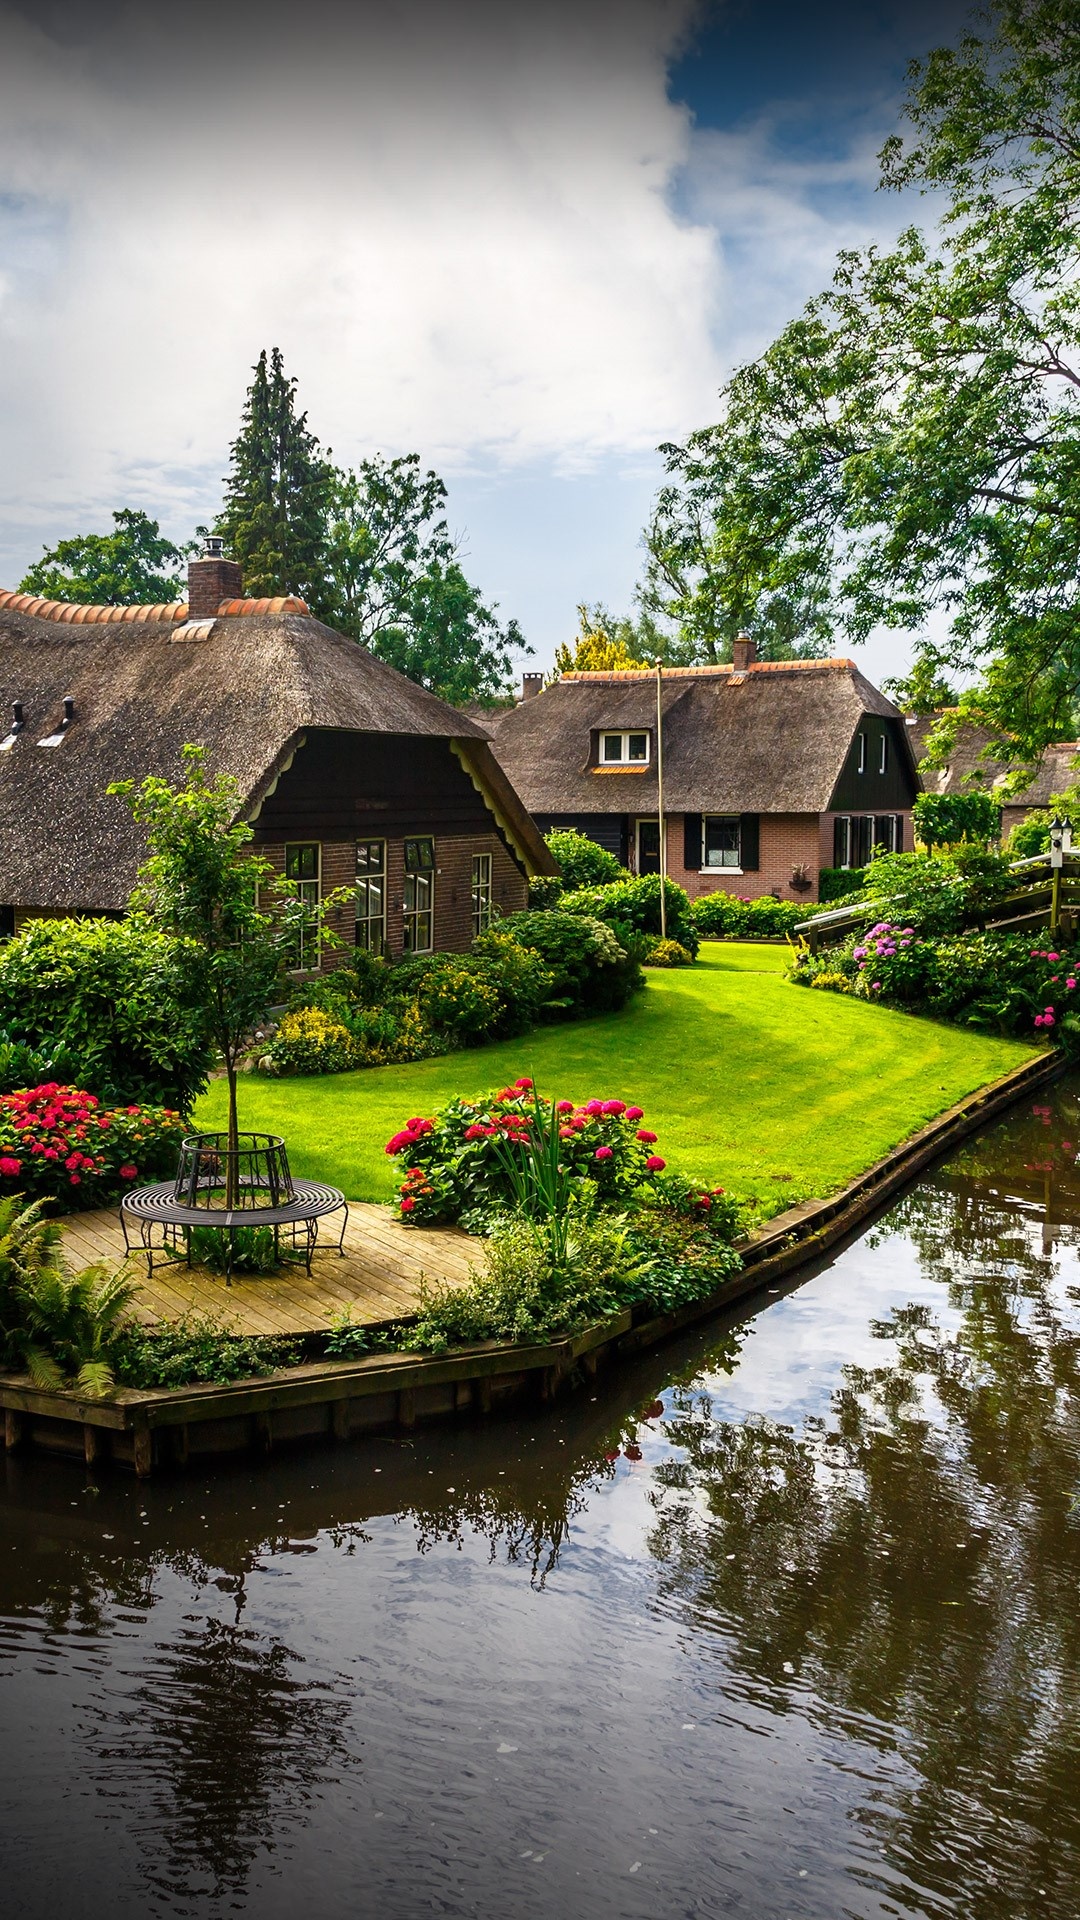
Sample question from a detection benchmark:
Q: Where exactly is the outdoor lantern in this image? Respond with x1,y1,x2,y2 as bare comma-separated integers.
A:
1050,815,1066,868
1063,817,1074,854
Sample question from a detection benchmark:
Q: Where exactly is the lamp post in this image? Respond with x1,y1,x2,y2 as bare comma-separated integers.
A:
1050,814,1065,932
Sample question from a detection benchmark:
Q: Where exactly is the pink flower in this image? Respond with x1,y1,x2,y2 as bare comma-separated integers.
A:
0,1157,21,1177
585,1099,604,1115
636,1130,658,1144
463,1125,489,1141
385,1131,416,1156
400,1196,415,1212
1049,952,1062,961
64,1152,82,1171
515,1077,534,1090
119,1164,138,1180
625,1107,643,1121
43,1148,58,1161
556,1100,574,1114
594,1145,614,1161
646,1155,666,1172
601,1100,626,1115
69,1173,81,1186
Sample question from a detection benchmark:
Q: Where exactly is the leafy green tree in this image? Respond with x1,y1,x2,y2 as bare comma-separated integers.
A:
913,789,1003,848
215,347,333,602
553,605,649,675
18,510,189,604
316,455,524,704
648,1,1080,744
882,655,957,715
109,746,348,1195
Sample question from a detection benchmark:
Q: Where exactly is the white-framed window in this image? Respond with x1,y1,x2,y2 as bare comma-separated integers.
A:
833,814,904,868
879,734,889,774
702,815,741,869
599,729,649,765
356,839,386,952
857,732,867,773
471,852,493,937
403,837,435,952
285,842,320,971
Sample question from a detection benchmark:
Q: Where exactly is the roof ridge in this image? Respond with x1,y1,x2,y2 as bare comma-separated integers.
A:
0,589,309,624
560,658,858,681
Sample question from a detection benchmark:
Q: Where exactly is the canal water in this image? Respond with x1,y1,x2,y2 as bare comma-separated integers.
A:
2,1087,1080,1920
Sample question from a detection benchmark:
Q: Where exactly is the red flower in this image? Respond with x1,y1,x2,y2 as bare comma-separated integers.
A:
69,1173,81,1186
625,1107,644,1121
602,1100,626,1115
594,1145,614,1161
0,1156,21,1177
64,1152,83,1171
514,1077,534,1090
636,1130,658,1144
385,1131,416,1155
119,1164,138,1180
556,1100,574,1114
585,1100,604,1115
646,1155,666,1172
400,1196,416,1212
43,1148,58,1161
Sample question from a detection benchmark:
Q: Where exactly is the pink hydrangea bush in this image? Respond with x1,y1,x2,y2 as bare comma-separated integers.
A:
383,1079,734,1230
0,1084,184,1211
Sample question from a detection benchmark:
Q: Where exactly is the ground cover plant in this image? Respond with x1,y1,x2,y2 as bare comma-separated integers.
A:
197,944,1034,1221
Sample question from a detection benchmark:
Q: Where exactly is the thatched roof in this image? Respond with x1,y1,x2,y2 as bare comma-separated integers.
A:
485,660,913,815
0,599,553,911
908,714,1080,809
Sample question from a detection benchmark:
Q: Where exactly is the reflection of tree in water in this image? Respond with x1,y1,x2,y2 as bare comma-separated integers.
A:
116,1612,354,1907
647,1176,1080,1916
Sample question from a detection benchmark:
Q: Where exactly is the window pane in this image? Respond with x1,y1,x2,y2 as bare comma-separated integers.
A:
601,734,623,762
879,735,889,774
286,843,319,881
471,852,493,935
627,733,648,762
703,816,741,867
356,841,385,874
404,837,435,873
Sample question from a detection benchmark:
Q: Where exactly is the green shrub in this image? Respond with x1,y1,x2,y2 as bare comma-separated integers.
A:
528,875,564,909
643,937,694,966
15,1260,137,1398
691,891,811,939
859,846,1014,935
560,874,699,956
262,1005,363,1075
115,1315,298,1388
790,920,1076,1038
914,790,1002,849
818,866,866,904
403,1213,640,1353
469,928,556,1035
0,1196,64,1371
0,918,214,1111
495,910,643,1016
1005,811,1051,859
544,828,627,890
186,1225,283,1273
418,962,503,1041
0,1032,81,1095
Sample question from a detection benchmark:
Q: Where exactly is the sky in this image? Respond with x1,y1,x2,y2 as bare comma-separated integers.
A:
0,0,975,684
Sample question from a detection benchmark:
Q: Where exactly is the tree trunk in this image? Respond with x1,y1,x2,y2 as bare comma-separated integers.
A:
225,1060,240,1210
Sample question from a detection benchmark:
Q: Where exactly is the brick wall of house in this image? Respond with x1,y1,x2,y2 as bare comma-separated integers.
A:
664,813,823,904
257,830,526,976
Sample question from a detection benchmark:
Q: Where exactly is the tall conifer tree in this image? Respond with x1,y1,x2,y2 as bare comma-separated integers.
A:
215,348,332,600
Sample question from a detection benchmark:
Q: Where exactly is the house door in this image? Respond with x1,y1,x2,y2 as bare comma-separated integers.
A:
636,819,661,875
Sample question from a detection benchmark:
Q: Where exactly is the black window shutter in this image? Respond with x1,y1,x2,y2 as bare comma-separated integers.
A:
740,813,760,871
833,817,846,867
683,813,703,870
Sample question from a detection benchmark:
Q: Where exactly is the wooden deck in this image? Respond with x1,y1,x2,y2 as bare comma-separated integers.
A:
58,1205,480,1337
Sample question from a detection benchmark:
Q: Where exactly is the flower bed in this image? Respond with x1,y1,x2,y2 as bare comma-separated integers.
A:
0,1084,184,1210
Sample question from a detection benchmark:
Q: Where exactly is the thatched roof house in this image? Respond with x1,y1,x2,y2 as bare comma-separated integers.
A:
908,714,1080,837
485,640,921,902
0,548,554,965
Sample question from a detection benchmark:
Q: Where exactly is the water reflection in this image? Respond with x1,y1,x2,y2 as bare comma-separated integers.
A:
3,1090,1080,1917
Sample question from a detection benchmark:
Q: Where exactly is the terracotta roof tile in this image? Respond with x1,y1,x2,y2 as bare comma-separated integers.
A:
0,590,311,624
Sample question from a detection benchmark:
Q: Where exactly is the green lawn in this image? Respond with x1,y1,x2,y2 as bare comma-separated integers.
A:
195,942,1038,1219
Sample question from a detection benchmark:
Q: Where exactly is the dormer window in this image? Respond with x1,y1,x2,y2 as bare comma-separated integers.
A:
600,730,649,766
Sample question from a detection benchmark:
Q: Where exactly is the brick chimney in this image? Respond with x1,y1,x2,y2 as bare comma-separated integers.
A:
521,672,544,701
187,536,243,620
732,631,757,671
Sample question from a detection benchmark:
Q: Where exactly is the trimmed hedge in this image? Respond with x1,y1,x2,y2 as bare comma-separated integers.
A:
690,892,812,939
559,875,699,957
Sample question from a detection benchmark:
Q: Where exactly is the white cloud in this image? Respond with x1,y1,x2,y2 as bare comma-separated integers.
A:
0,0,724,582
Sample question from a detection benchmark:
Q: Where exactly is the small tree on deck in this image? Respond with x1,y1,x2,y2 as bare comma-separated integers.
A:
109,747,344,1199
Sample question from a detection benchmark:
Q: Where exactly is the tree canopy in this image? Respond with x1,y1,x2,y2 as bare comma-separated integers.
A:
553,604,650,675
215,347,333,604
18,510,188,605
647,0,1080,746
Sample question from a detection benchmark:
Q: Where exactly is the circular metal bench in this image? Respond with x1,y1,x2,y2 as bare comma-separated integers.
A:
119,1131,348,1279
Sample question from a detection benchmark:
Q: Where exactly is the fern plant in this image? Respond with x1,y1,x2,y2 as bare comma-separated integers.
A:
0,1195,65,1370
16,1262,138,1398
